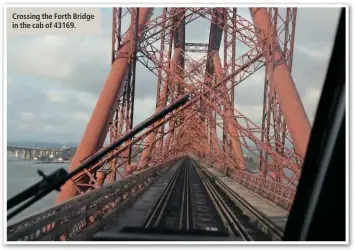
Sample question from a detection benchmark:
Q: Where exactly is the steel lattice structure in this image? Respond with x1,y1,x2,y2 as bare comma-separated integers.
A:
55,7,311,209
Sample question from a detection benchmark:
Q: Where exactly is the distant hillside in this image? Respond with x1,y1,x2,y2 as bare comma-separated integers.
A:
7,140,76,149
66,142,79,147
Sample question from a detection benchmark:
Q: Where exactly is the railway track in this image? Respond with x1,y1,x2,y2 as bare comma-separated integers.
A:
142,157,281,240
143,158,225,233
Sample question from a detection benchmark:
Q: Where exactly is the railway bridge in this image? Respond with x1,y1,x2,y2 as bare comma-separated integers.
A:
7,7,344,241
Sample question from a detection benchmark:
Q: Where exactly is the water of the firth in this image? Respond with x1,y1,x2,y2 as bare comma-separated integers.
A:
7,155,126,224
7,156,69,224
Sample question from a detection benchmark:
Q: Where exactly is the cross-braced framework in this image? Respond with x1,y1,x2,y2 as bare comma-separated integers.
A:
55,7,311,210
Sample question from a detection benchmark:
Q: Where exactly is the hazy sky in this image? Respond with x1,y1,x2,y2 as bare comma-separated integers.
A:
7,7,341,144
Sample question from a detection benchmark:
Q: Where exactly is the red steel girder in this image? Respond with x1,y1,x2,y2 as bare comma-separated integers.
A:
259,8,298,182
250,7,311,159
139,45,302,180
57,7,310,206
56,8,154,204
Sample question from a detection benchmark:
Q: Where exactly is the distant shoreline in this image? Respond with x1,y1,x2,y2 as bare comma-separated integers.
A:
34,161,70,164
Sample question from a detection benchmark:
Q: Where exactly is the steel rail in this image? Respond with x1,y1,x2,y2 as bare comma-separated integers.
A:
144,158,223,232
143,160,185,228
185,165,192,230
194,163,252,240
179,165,191,229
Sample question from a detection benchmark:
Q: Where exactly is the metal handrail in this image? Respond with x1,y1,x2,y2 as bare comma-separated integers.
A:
197,159,296,211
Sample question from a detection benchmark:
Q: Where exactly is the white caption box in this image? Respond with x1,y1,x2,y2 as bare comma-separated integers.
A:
7,7,101,36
